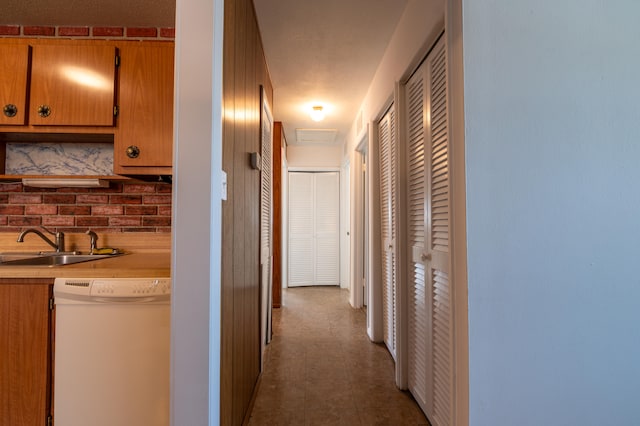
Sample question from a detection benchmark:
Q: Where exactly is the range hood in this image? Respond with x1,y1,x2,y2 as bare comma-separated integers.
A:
21,178,110,188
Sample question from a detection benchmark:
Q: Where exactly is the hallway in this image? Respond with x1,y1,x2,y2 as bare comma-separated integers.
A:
247,287,430,425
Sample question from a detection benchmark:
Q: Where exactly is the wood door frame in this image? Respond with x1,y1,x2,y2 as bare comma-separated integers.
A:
271,123,284,308
447,1,469,424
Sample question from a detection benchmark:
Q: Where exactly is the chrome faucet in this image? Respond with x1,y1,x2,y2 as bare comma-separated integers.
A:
86,230,98,254
17,226,65,253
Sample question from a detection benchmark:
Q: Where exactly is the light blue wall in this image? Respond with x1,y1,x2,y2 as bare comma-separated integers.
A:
463,1,640,424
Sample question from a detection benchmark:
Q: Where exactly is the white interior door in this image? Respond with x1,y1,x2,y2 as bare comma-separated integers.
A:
363,149,369,307
340,161,351,290
405,35,452,425
260,92,273,347
288,171,340,287
406,57,428,413
281,151,289,289
378,104,398,360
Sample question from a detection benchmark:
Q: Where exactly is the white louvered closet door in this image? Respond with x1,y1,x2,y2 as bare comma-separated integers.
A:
314,172,341,285
405,35,452,426
378,104,398,360
288,172,340,287
260,95,273,346
406,57,428,413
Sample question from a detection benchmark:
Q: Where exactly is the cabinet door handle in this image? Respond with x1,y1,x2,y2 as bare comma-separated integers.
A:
126,145,140,159
3,104,18,117
37,105,51,118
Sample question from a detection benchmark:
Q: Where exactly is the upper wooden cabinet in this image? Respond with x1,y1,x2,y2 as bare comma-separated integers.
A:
0,39,174,176
0,40,118,128
29,43,117,126
114,42,174,175
0,44,30,126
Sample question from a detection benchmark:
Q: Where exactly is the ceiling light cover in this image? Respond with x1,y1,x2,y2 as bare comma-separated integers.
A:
310,105,325,122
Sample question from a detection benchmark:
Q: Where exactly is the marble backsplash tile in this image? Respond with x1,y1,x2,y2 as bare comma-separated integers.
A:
5,142,114,175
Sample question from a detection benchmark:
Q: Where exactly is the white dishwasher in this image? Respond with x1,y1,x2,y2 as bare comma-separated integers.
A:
53,277,171,426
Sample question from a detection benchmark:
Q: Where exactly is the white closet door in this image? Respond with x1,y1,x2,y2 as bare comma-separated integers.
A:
378,104,398,359
426,37,452,426
260,94,273,346
406,58,428,413
314,172,340,285
288,172,340,287
404,35,452,425
288,172,315,286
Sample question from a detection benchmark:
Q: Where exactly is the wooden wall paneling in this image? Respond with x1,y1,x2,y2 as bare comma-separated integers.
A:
243,2,259,420
221,0,237,423
253,28,261,376
272,122,283,308
232,0,248,422
222,0,274,424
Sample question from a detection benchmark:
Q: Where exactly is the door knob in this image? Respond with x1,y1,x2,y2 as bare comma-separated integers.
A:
421,252,432,261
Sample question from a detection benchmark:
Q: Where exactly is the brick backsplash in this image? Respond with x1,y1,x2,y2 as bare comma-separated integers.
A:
0,182,172,233
0,25,174,39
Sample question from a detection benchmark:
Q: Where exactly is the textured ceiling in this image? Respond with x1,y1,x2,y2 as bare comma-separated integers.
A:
254,0,408,146
1,0,408,147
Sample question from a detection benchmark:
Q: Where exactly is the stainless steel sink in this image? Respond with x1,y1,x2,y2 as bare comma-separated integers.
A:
0,253,120,267
0,252,44,263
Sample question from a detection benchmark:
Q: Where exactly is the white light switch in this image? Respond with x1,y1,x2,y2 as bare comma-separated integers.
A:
221,171,227,201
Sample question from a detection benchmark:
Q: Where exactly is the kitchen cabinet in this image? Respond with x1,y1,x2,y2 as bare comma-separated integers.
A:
114,42,174,175
0,279,54,426
0,38,175,178
0,40,117,128
0,44,30,126
29,42,118,127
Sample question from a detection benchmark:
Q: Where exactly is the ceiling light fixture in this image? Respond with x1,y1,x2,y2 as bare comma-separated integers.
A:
310,105,325,122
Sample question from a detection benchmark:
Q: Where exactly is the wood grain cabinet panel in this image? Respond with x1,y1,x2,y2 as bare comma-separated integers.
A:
0,44,30,126
0,281,53,426
114,42,174,174
29,43,117,126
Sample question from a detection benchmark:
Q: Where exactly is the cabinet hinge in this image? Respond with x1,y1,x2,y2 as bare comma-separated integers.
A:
47,414,52,426
114,105,119,117
115,55,121,67
49,298,54,311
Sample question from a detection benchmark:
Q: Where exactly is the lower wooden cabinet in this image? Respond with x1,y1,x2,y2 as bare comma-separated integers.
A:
0,280,53,426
